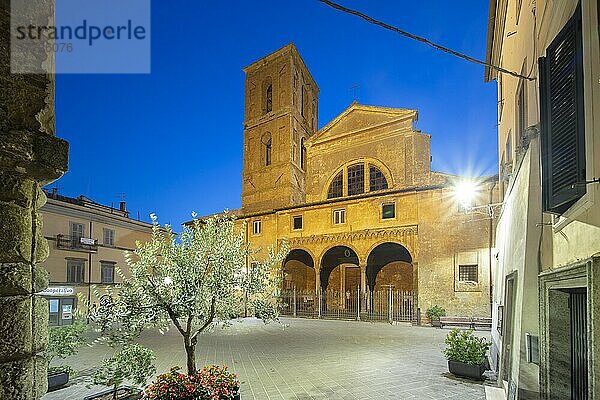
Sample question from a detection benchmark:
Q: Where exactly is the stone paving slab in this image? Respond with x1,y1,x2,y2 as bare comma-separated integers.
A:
43,318,490,400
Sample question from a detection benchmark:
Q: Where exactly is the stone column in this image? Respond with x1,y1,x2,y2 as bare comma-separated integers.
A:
360,264,367,294
0,0,69,398
315,267,320,294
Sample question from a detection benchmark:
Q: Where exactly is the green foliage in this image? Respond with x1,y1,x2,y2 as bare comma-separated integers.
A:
44,320,87,374
425,305,446,320
443,329,491,365
145,365,239,400
93,344,156,394
89,212,288,374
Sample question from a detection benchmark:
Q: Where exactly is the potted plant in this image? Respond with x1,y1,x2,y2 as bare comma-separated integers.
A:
426,305,446,327
443,328,491,380
85,343,156,400
145,364,240,400
44,320,87,391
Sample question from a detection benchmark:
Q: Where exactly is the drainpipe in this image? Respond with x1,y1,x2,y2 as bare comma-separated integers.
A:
488,181,496,314
87,220,93,323
244,221,248,318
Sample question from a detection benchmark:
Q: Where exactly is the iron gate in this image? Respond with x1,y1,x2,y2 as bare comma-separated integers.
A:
279,288,416,323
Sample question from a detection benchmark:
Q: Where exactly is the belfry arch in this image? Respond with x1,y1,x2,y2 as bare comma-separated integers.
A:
366,242,413,292
282,249,315,291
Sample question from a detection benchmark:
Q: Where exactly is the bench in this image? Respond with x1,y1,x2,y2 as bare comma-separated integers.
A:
440,316,472,329
471,317,492,330
439,316,492,330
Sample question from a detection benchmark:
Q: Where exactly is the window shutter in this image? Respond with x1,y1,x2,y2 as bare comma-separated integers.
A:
538,5,586,214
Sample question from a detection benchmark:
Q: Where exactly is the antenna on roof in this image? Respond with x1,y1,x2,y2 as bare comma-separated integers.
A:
349,83,360,103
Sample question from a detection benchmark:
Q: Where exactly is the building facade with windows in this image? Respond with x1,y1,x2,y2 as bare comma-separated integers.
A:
485,0,599,398
214,44,500,319
39,190,153,326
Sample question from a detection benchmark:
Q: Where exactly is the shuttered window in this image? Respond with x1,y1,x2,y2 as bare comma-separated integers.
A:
538,5,586,214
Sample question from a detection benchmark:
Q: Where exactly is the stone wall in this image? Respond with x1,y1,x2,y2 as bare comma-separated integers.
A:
0,0,69,397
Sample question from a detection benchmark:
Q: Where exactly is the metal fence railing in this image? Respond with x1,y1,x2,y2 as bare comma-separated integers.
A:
279,288,416,323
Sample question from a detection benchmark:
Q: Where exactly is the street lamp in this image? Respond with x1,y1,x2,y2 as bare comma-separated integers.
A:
451,177,502,314
452,179,480,211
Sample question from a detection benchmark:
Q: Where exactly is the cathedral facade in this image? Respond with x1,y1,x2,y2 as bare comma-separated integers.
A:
232,44,497,318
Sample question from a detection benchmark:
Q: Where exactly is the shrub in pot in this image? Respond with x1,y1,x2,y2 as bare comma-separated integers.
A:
443,328,491,380
425,305,446,327
88,343,156,400
44,320,87,391
145,364,240,400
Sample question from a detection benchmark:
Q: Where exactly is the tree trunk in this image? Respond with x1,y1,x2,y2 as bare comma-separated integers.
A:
184,339,196,375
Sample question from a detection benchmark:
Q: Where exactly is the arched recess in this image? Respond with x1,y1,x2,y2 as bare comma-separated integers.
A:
319,245,359,292
366,242,413,292
282,249,315,291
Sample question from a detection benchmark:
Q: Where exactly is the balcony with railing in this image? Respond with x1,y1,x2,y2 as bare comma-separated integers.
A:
56,234,98,252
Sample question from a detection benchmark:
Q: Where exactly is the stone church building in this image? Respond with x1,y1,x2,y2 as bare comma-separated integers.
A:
218,43,497,318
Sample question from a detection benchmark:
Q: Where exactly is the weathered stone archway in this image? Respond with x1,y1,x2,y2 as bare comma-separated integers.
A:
366,242,413,292
319,245,359,292
282,249,316,291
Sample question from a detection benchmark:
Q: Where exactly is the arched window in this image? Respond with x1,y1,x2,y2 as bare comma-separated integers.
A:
327,171,343,199
265,84,273,113
347,163,365,196
262,133,272,166
300,138,306,170
324,160,391,199
369,164,388,191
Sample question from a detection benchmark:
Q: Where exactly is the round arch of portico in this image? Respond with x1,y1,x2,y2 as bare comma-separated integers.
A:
283,247,317,269
317,243,362,269
318,244,361,292
365,241,414,292
282,248,317,292
365,240,416,264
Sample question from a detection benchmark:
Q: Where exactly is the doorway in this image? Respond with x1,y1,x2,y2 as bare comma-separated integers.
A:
48,297,76,326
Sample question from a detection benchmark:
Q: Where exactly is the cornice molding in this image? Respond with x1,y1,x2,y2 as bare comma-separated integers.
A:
284,225,418,247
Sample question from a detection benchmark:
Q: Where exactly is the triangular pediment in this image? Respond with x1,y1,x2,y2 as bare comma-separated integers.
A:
313,103,417,144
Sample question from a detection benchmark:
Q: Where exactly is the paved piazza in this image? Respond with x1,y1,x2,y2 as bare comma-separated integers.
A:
44,318,490,400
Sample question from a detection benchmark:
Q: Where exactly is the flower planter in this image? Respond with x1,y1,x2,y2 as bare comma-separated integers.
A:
83,386,142,400
448,360,486,380
431,319,442,328
47,371,69,391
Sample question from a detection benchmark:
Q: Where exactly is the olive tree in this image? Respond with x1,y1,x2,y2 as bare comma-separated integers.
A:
90,213,287,375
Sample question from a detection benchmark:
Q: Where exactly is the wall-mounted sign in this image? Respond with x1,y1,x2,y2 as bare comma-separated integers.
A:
37,287,74,296
80,237,95,245
62,304,73,320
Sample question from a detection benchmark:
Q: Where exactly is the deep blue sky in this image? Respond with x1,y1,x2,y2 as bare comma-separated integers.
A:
52,0,498,226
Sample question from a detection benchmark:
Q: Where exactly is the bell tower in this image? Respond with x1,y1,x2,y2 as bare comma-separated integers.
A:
241,44,319,214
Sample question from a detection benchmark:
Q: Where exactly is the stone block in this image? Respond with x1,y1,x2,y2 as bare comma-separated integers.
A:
32,297,48,353
0,262,31,296
0,174,34,208
0,296,32,362
33,132,69,184
33,355,48,399
0,358,35,400
35,185,47,209
32,265,49,294
33,212,49,263
0,201,32,263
